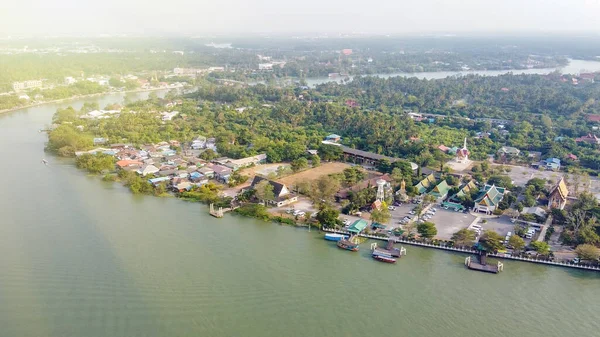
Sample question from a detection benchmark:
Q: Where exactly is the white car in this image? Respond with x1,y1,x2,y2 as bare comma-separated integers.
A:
388,206,396,211
342,219,350,225
409,211,416,215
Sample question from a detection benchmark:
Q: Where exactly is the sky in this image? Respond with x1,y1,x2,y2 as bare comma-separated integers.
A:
1,0,600,36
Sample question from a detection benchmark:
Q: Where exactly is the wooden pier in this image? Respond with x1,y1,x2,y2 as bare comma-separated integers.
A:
465,255,503,274
209,204,224,218
208,204,240,218
371,240,406,258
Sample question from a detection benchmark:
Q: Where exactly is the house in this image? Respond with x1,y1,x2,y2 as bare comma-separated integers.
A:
437,145,450,153
211,164,233,183
371,199,383,211
522,207,547,218
548,176,569,210
586,114,600,123
157,169,177,177
415,174,436,195
218,154,268,171
93,137,108,145
198,167,215,178
497,146,521,156
347,219,369,234
248,176,298,207
527,151,542,161
325,134,341,143
205,138,217,151
345,99,359,108
172,181,193,192
575,134,600,146
542,158,561,171
566,153,579,161
429,180,451,200
449,180,478,203
148,177,171,186
340,145,418,170
191,136,207,150
189,172,207,183
473,184,507,215
137,164,159,176
116,160,143,169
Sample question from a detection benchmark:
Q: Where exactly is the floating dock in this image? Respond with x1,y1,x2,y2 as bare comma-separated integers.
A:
371,240,406,258
465,255,503,274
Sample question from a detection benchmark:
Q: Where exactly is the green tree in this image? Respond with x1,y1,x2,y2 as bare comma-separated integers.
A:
451,228,476,247
318,144,342,161
254,180,275,205
508,235,526,252
200,149,218,161
371,204,391,225
575,244,600,261
311,155,321,167
291,157,309,172
309,175,341,207
479,230,504,252
530,241,551,255
417,221,437,239
316,206,340,228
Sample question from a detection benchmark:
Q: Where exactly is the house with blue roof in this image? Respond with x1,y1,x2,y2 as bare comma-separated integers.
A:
148,176,171,186
543,158,561,171
325,134,341,142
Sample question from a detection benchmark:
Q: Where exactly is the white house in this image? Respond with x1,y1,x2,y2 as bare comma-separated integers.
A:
161,111,179,121
137,164,159,176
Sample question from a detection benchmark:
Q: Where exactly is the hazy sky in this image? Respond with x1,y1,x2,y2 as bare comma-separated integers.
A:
2,0,600,36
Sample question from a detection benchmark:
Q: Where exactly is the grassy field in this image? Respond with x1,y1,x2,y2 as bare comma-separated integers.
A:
277,162,351,186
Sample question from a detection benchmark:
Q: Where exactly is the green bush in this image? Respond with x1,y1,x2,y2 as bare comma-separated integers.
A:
235,204,271,221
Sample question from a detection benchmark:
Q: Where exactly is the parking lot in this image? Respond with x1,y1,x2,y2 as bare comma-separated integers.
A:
432,208,477,240
480,216,516,238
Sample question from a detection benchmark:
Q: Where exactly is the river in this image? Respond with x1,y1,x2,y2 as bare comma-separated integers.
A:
1,91,599,337
304,59,600,86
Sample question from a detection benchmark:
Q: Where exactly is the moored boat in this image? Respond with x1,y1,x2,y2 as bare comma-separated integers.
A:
337,239,359,251
324,233,348,242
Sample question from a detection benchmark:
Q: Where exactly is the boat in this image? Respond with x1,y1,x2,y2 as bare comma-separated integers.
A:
337,239,359,251
41,159,48,166
324,233,348,242
373,254,397,264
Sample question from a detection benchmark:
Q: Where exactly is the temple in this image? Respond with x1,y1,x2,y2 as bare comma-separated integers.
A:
548,176,569,210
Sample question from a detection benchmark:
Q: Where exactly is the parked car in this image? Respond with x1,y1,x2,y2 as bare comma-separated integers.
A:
342,218,350,225
409,211,416,215
431,208,438,212
388,206,396,211
393,201,402,206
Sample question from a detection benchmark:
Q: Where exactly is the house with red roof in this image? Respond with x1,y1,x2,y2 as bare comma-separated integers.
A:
575,134,600,146
586,114,600,123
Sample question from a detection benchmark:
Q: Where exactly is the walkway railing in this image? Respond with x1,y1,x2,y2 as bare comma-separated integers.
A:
321,228,600,272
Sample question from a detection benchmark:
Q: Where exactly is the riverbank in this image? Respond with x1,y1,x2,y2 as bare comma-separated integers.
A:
323,228,600,272
0,85,184,115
